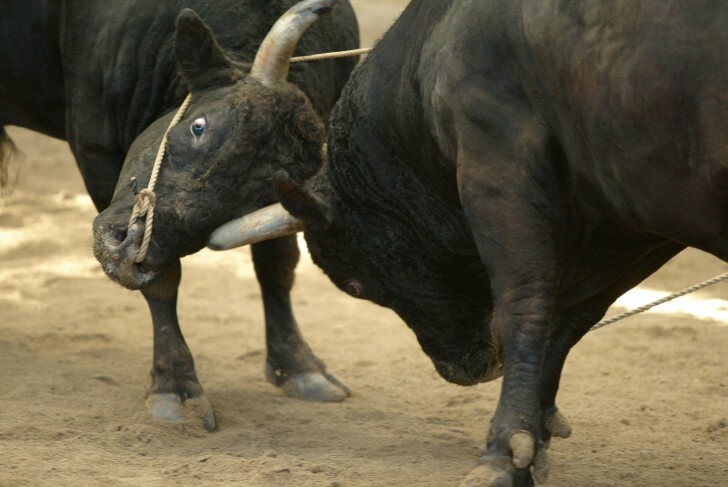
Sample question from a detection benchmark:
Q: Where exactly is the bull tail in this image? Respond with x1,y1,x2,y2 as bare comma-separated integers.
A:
0,126,19,194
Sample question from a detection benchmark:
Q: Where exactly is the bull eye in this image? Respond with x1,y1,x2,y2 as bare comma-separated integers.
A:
190,117,207,137
343,278,363,298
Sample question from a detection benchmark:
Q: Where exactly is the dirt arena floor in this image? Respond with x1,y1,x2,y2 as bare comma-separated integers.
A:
1,2,727,486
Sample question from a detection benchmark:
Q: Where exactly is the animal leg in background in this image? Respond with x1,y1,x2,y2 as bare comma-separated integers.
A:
253,236,350,402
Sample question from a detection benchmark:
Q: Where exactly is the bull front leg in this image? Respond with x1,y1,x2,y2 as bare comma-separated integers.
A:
454,114,563,486
70,141,215,431
467,284,554,487
458,234,557,486
142,260,216,431
538,310,609,449
252,235,350,402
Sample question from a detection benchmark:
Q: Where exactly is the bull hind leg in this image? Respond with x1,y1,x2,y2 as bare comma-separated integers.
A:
539,242,682,447
252,235,350,402
142,261,216,431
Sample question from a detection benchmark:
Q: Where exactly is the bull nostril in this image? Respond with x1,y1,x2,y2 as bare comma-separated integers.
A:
113,228,128,245
104,262,117,276
93,214,158,289
98,222,144,264
106,229,127,260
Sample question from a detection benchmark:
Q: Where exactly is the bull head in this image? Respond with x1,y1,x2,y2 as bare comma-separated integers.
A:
93,0,336,289
207,0,340,251
205,0,337,250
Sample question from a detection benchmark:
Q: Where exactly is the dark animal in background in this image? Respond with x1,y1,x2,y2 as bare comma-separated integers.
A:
0,0,358,430
212,0,728,484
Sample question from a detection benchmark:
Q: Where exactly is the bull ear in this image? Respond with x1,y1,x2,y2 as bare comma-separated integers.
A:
274,170,330,225
174,9,238,90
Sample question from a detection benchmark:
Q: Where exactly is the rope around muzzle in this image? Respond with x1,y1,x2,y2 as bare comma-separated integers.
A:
127,93,192,263
125,47,371,264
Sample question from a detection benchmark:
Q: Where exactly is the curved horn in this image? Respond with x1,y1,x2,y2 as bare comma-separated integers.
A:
207,203,303,250
250,0,337,85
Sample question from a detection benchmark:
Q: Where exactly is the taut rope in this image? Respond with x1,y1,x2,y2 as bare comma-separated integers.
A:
290,47,372,63
590,272,728,331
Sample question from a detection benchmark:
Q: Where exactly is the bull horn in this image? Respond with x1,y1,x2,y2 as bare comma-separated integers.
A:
250,0,337,85
207,203,303,250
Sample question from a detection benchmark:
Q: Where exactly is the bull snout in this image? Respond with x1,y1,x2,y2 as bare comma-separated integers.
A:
93,211,158,290
421,332,503,385
433,358,503,386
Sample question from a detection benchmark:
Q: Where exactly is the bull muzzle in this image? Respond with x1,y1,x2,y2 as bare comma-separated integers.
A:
93,215,159,290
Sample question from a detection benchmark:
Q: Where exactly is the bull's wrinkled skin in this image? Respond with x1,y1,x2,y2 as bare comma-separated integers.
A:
0,0,359,428
262,1,727,484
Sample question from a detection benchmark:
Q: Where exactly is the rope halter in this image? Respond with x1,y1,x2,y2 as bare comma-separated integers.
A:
127,93,192,263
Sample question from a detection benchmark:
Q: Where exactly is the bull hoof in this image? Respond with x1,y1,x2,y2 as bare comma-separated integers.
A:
281,372,349,402
461,459,542,487
265,362,351,402
466,430,548,486
147,392,216,432
543,408,572,439
460,458,514,487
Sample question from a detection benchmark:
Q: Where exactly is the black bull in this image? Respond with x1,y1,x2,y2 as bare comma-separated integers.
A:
213,0,728,485
0,0,359,430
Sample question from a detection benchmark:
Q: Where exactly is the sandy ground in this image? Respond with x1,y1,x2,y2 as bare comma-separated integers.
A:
1,2,727,486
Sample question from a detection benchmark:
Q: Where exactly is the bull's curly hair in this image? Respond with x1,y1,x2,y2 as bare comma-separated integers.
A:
0,128,18,193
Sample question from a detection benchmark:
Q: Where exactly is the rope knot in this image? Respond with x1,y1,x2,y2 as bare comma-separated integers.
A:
135,188,157,216
123,93,193,264
127,187,159,264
